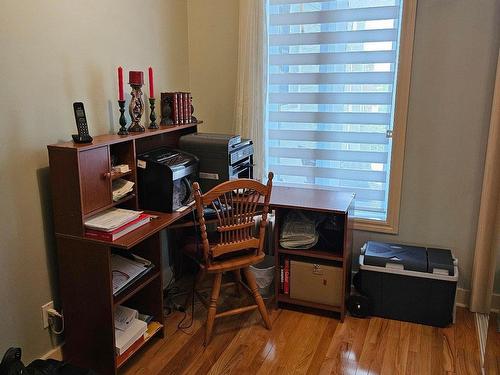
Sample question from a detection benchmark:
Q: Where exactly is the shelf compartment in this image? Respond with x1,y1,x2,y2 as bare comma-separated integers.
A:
112,193,136,206
116,321,163,368
111,170,134,181
277,294,341,313
277,247,343,262
114,270,160,306
83,193,137,220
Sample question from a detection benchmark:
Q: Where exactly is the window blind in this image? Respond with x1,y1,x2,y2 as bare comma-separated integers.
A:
267,0,404,221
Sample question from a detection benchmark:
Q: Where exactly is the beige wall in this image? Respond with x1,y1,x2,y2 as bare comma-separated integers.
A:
187,0,239,133
0,0,189,361
186,0,500,291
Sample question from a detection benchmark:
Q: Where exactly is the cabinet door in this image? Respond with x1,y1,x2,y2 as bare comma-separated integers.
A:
79,146,111,215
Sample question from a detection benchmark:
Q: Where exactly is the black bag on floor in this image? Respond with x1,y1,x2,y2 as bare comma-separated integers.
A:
0,348,97,375
0,348,24,375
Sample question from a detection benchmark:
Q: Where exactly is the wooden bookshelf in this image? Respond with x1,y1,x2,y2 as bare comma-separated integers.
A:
272,188,354,321
47,123,200,374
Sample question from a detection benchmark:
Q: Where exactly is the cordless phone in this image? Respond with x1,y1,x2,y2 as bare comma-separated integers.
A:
72,102,93,143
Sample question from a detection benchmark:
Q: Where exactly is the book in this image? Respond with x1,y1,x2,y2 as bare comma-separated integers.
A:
284,257,290,294
178,92,184,124
279,255,284,294
114,305,139,332
183,93,189,124
116,335,144,367
173,92,179,124
115,321,162,367
110,253,154,295
112,178,134,202
84,208,142,232
85,214,150,241
144,321,163,340
115,318,147,355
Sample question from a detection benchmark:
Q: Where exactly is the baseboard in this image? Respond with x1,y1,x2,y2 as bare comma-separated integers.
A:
41,345,63,361
491,293,500,312
455,287,500,312
456,287,470,308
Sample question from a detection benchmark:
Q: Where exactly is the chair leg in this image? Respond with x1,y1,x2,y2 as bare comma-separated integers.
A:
233,269,242,296
242,267,272,330
184,267,204,309
205,272,222,345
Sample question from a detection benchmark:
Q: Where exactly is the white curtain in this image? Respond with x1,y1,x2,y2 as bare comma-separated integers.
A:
234,0,268,181
470,49,500,313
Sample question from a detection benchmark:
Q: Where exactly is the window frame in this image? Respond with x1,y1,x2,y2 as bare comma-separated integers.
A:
349,0,417,234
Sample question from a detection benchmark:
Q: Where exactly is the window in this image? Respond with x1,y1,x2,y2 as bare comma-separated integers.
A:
266,0,416,233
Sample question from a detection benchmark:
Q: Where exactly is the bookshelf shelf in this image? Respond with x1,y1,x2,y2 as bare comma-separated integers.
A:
111,170,133,181
116,322,164,368
276,294,342,313
113,270,161,307
276,247,343,262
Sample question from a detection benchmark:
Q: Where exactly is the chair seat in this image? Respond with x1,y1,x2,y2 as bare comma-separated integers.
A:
181,235,265,273
205,252,265,273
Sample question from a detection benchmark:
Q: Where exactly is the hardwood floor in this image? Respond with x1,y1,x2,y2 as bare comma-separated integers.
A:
485,313,500,374
121,301,481,375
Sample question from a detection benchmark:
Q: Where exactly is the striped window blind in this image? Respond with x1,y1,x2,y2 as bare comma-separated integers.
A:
267,0,404,221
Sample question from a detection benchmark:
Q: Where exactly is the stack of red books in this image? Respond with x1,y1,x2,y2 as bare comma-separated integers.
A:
160,92,194,125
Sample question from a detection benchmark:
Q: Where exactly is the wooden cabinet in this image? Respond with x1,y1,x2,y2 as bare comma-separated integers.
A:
79,146,112,215
47,123,199,374
270,187,354,321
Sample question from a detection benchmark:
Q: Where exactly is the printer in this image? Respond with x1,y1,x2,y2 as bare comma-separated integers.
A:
137,148,198,212
178,133,254,192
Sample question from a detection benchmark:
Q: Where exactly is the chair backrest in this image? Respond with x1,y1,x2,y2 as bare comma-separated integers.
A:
193,172,274,265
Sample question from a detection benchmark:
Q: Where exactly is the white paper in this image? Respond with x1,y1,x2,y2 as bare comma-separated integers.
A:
111,254,152,295
112,179,135,201
114,305,138,331
84,208,142,232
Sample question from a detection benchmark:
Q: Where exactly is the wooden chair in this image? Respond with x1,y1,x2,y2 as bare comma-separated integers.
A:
182,172,274,345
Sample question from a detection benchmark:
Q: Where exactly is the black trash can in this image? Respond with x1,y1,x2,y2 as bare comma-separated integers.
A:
357,241,458,327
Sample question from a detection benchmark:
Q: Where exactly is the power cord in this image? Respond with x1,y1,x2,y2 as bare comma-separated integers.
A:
177,207,198,333
47,308,64,335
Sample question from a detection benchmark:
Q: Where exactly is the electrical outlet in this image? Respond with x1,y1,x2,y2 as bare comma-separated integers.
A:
41,301,54,329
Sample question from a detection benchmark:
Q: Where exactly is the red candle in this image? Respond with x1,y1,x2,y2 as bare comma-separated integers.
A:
148,67,154,98
118,66,124,101
129,71,144,86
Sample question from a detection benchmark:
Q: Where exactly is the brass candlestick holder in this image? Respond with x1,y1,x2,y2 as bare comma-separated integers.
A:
117,100,128,135
128,84,145,132
148,98,158,129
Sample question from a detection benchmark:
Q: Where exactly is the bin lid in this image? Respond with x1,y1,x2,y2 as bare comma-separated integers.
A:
362,241,427,272
428,248,455,276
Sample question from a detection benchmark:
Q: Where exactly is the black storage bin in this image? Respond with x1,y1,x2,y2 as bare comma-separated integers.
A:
357,241,458,327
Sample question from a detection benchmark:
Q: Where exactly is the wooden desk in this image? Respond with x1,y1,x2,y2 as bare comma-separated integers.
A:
48,124,200,374
47,124,354,373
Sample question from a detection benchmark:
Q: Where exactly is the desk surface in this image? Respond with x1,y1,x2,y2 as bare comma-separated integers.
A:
57,208,194,249
270,186,354,213
58,186,354,249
